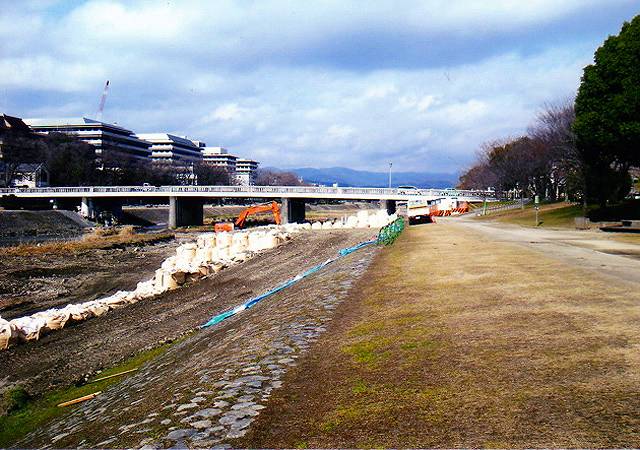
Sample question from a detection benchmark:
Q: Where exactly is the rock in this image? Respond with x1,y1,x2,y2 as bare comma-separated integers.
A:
160,419,171,426
190,396,206,403
226,428,249,439
190,419,212,429
194,408,222,418
177,403,198,411
51,432,70,443
229,418,252,430
231,402,255,410
165,429,196,440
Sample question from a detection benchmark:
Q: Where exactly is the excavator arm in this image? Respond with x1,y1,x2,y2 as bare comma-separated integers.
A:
235,201,282,228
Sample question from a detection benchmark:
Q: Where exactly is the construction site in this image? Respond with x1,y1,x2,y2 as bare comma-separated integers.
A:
1,195,640,447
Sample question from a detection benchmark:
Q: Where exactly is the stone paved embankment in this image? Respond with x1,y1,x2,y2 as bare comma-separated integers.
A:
18,234,377,449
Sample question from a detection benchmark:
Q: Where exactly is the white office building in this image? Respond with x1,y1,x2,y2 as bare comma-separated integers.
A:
201,147,238,176
236,158,259,185
24,117,151,161
137,133,203,163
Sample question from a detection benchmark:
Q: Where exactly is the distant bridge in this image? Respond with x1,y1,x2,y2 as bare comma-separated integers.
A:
0,186,497,228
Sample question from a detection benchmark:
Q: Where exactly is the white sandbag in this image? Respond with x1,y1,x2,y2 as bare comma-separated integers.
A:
161,256,177,271
134,279,156,299
211,263,225,273
321,221,333,230
155,268,167,292
232,232,249,246
176,244,197,266
232,252,249,263
101,291,130,309
62,303,94,321
84,301,110,317
0,318,18,349
247,232,265,252
33,309,70,332
346,215,358,228
216,232,232,248
11,316,47,342
230,242,248,257
311,221,322,230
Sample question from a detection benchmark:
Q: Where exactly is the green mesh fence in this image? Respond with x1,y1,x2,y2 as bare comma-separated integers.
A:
376,217,405,246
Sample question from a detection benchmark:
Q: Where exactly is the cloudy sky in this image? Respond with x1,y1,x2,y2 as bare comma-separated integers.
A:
1,1,638,173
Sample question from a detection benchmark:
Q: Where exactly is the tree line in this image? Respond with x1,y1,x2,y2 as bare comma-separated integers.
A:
459,14,639,207
1,132,230,187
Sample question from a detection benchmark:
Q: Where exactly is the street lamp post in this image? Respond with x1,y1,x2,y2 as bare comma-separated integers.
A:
388,162,393,188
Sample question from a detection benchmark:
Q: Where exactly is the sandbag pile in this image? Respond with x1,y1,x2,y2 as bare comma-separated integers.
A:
308,209,397,231
0,227,298,350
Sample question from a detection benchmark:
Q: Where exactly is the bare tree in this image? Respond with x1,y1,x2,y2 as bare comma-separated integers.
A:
255,169,303,186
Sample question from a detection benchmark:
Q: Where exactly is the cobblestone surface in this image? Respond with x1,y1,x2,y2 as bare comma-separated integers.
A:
18,235,377,449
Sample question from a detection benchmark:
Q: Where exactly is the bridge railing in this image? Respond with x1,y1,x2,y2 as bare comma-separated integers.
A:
0,185,497,199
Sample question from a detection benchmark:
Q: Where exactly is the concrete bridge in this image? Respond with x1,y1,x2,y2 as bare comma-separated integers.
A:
0,186,496,228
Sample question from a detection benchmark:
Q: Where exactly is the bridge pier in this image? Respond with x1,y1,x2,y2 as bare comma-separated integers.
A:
381,199,396,215
169,196,204,229
80,197,123,223
280,198,306,224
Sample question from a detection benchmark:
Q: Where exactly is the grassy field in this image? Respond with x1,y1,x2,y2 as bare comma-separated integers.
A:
476,202,584,228
239,223,640,448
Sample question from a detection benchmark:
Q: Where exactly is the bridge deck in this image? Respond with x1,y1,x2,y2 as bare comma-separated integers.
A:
0,186,495,202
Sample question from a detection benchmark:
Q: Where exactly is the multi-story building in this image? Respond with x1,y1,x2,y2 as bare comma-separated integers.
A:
236,158,259,185
137,133,203,164
24,117,151,162
201,147,238,176
0,113,33,160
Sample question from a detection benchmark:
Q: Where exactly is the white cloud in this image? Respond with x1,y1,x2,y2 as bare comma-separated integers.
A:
1,0,637,173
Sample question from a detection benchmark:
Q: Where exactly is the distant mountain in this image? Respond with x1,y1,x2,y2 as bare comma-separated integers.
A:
283,167,459,189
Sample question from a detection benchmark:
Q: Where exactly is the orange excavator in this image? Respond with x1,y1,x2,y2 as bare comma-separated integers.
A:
234,201,282,229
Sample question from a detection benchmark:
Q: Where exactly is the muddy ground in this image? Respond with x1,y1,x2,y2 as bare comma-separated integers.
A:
0,229,376,407
0,239,179,320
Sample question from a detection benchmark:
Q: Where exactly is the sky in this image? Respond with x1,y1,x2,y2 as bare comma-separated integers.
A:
1,1,638,173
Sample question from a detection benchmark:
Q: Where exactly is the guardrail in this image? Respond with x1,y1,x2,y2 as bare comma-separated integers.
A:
0,185,496,199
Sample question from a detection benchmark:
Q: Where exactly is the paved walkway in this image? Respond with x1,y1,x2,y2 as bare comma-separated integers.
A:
455,219,640,285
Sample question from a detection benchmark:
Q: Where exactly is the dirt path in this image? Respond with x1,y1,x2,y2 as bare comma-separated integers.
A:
455,218,640,284
0,230,375,402
13,229,378,448
0,239,179,320
236,222,640,448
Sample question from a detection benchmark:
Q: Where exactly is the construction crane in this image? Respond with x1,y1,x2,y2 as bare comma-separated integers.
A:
234,201,282,228
96,80,110,121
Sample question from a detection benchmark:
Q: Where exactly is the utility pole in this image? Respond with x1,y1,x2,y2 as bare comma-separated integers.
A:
388,162,392,188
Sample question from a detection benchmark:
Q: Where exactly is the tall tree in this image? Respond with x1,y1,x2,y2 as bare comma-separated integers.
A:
194,163,230,185
574,14,640,205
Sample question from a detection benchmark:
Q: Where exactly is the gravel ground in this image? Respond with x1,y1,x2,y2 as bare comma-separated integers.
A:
12,228,378,448
0,239,179,320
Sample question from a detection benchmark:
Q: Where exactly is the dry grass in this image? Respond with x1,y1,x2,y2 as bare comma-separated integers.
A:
609,233,640,245
240,222,640,448
4,228,174,256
